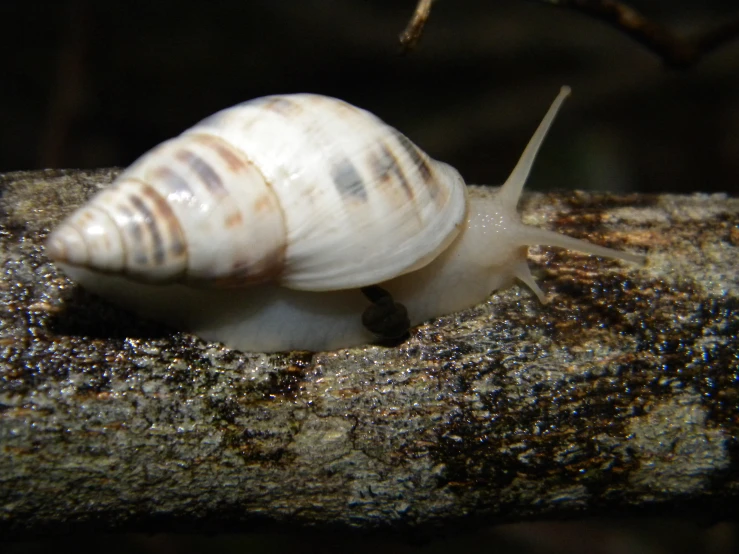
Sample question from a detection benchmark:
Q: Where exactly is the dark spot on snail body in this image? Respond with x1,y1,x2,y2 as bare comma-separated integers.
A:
176,149,227,197
331,158,367,200
129,194,165,265
360,285,411,341
391,129,436,193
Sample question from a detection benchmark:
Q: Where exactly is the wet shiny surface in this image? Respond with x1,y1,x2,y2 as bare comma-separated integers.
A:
0,169,737,535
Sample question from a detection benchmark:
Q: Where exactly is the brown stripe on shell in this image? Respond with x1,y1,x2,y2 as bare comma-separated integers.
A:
87,206,119,253
250,96,301,116
175,149,228,197
225,212,243,229
140,184,187,258
208,239,287,288
330,157,367,200
189,133,249,173
368,144,415,201
390,129,436,194
151,166,193,197
133,251,149,266
118,205,144,245
129,194,164,265
253,194,276,214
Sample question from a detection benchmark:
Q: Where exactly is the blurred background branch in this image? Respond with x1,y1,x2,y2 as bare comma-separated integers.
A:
531,0,739,68
401,0,739,67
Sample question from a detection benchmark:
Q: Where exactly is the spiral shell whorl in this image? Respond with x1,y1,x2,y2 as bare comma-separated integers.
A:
47,94,467,291
48,133,287,285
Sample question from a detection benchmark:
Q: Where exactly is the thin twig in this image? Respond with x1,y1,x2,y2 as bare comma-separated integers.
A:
535,0,739,68
398,0,739,68
399,0,434,52
690,13,739,62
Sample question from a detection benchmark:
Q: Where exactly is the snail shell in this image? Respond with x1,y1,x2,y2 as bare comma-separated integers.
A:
47,87,645,352
46,94,467,290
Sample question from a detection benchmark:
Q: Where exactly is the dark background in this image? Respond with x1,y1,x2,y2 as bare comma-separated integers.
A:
1,1,738,552
1,0,738,194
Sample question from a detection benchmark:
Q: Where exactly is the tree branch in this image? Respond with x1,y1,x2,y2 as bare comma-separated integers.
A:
0,169,737,537
400,0,739,68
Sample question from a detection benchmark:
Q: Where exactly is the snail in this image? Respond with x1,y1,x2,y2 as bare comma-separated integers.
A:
46,87,645,353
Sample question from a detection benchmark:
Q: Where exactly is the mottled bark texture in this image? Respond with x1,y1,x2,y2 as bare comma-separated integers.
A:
0,169,737,537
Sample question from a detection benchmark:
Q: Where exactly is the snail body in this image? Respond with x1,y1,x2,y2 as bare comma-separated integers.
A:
48,87,644,352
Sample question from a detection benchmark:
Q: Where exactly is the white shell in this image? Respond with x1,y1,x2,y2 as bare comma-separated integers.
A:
47,94,467,291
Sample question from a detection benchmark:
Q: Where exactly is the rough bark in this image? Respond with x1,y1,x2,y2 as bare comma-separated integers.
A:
0,169,737,538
